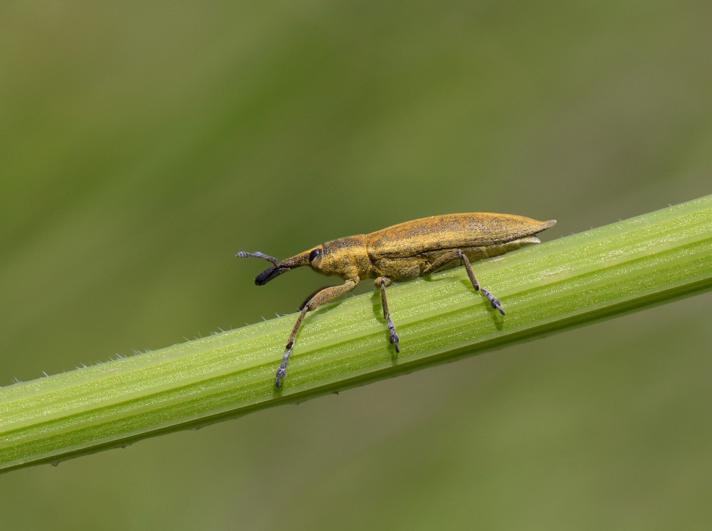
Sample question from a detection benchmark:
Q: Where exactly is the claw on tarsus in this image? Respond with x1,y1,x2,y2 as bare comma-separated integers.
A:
481,287,505,316
387,319,400,353
275,367,286,389
275,345,293,389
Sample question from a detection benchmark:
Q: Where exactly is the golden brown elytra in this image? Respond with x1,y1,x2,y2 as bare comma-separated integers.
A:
237,212,556,388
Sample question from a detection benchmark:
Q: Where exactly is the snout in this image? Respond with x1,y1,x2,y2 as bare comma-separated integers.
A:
255,265,289,286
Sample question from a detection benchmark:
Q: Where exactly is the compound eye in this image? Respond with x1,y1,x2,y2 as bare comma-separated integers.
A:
309,248,322,262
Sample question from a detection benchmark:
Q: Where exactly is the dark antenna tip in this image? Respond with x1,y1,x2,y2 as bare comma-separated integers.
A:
237,250,293,285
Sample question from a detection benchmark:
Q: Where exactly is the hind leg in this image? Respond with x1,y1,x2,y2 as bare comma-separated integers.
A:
423,249,505,315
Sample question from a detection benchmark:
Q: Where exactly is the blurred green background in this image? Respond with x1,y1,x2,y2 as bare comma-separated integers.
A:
1,1,711,529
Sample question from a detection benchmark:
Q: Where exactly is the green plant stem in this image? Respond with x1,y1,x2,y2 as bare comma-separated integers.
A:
1,196,711,472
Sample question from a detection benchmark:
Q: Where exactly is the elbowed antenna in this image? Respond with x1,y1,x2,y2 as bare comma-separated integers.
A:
236,249,312,286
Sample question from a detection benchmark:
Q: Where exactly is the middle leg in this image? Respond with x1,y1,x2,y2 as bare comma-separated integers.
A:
375,276,400,353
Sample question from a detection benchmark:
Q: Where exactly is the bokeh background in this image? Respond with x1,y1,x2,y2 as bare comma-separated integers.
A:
1,1,711,530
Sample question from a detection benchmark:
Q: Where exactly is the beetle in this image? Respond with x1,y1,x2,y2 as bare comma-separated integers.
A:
237,212,556,388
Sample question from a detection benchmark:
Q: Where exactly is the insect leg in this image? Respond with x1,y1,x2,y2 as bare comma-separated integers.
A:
456,250,505,315
276,278,358,388
423,249,505,315
375,277,400,353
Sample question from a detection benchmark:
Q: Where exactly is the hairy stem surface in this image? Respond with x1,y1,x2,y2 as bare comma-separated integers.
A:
1,195,711,472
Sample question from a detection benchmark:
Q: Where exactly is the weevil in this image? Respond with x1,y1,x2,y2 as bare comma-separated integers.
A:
237,212,556,388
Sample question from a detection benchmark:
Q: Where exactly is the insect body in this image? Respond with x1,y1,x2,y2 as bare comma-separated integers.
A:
237,212,556,388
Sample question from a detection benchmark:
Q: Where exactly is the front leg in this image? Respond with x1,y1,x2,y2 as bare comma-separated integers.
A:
276,278,358,388
375,277,400,353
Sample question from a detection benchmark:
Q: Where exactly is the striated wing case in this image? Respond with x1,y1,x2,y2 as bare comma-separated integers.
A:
366,213,555,258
